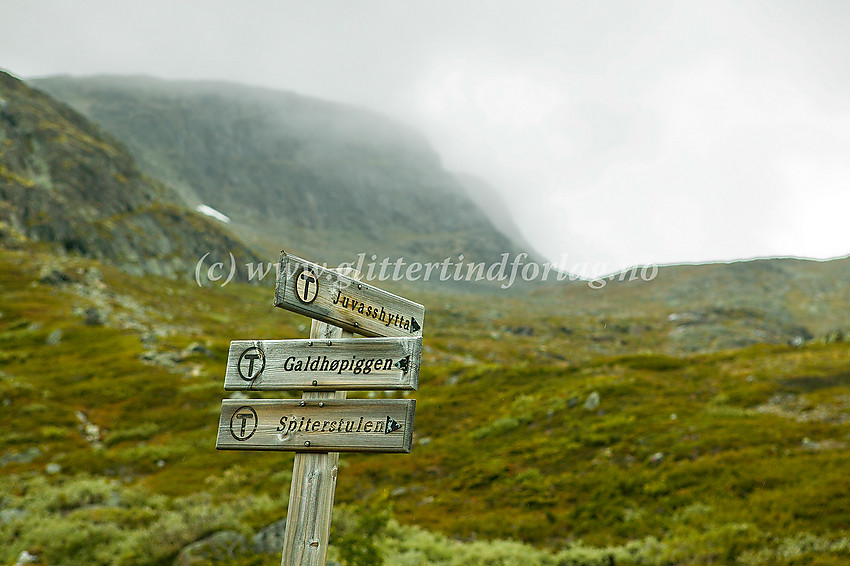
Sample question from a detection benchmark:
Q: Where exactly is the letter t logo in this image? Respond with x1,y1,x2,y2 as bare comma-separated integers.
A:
295,268,319,304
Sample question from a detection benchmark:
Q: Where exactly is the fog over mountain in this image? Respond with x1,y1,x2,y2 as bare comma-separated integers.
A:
5,1,849,272
32,74,535,277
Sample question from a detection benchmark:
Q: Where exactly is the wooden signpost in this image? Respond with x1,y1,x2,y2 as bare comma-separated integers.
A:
216,252,425,566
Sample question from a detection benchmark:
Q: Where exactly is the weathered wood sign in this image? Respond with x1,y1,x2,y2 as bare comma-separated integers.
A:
274,252,425,338
216,398,416,454
224,336,421,391
216,257,426,566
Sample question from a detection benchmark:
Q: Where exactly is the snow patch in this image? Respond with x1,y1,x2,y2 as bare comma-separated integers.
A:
196,204,231,224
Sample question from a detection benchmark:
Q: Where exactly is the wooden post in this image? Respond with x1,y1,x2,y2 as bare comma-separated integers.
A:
281,268,357,566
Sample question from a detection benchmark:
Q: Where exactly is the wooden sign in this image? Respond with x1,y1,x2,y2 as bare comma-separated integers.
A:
216,398,415,453
224,337,421,391
274,252,425,338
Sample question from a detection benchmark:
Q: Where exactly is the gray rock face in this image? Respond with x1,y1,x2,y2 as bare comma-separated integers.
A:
32,74,533,268
0,71,262,282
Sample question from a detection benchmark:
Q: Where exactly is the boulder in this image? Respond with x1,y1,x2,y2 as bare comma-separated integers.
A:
182,342,215,358
252,519,286,554
583,391,600,411
16,550,39,565
46,329,62,346
176,531,247,565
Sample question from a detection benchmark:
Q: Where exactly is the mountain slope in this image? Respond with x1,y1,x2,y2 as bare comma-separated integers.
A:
538,255,850,352
0,70,259,279
33,75,532,267
455,173,544,260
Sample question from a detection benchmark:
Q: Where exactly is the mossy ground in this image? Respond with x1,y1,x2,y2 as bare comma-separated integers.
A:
1,248,848,565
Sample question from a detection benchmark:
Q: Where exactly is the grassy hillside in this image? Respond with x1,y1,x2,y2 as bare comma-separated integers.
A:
1,246,849,565
545,257,850,354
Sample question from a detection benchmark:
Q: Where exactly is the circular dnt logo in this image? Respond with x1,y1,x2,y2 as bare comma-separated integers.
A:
295,267,319,304
230,406,258,441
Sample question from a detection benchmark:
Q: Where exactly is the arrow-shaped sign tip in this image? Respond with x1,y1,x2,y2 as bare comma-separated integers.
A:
385,416,402,435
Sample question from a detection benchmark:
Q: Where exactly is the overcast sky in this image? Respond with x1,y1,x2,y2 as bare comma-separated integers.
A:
3,0,849,273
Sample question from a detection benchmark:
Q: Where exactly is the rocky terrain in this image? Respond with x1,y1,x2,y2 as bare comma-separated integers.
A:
0,70,260,280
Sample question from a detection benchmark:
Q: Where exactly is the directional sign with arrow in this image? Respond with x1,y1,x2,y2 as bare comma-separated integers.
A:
274,252,425,338
216,398,416,453
384,415,403,434
224,336,421,391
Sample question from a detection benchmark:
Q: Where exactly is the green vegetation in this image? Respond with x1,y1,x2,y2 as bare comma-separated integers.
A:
1,247,849,564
